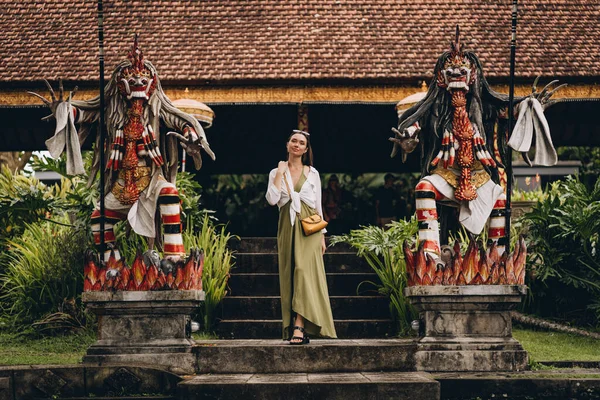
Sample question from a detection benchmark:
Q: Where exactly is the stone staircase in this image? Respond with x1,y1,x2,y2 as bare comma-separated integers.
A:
185,339,439,399
183,238,443,399
217,237,393,339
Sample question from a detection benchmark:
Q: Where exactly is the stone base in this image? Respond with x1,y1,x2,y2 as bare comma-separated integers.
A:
82,290,204,375
415,337,528,372
405,285,528,372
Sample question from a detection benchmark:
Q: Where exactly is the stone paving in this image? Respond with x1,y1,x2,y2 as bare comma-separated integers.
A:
179,371,441,400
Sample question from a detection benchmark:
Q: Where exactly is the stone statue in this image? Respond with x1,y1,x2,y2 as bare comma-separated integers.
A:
390,28,562,285
31,36,214,263
31,37,212,291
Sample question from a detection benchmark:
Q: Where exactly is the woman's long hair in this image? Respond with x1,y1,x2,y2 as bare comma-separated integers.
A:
286,130,313,166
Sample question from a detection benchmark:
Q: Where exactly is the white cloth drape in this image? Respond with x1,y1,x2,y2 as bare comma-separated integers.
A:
508,97,557,166
265,166,326,233
46,102,85,175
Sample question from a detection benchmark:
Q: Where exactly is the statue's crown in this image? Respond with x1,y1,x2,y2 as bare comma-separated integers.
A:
128,34,145,71
450,25,464,59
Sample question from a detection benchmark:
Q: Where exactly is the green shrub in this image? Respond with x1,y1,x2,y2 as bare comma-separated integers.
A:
330,217,419,335
0,166,61,253
0,219,88,333
176,170,215,230
523,176,600,327
30,153,98,230
183,214,236,332
0,157,95,334
112,221,148,266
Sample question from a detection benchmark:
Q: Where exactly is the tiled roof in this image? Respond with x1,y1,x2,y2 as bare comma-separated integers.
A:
1,1,599,84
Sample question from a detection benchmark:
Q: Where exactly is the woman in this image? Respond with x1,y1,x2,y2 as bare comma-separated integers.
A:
265,130,337,344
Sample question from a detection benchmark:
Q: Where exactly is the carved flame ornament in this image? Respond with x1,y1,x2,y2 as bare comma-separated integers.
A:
404,236,527,286
84,248,204,291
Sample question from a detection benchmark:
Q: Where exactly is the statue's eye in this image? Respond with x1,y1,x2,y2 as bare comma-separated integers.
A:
141,78,148,85
128,78,136,85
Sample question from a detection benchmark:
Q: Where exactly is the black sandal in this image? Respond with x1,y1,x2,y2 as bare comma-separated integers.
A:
289,325,310,345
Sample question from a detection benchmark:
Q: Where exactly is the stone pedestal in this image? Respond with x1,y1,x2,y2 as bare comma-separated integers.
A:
405,285,528,372
82,290,204,375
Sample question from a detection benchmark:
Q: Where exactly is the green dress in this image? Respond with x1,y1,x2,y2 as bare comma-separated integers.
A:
277,172,337,340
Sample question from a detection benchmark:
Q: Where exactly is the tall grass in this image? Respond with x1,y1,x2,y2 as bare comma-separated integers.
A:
113,222,148,266
183,215,236,332
448,220,522,254
330,217,419,335
0,218,87,333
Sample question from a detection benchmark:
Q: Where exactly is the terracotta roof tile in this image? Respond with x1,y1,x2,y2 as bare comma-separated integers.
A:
1,0,599,84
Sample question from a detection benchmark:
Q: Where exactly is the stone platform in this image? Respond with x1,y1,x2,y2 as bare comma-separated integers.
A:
193,339,416,374
406,285,529,372
82,290,204,375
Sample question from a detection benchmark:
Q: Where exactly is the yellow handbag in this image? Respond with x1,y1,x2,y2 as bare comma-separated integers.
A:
300,214,328,236
283,172,328,236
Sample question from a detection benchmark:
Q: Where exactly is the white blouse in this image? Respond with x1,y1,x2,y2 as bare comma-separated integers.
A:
265,166,326,233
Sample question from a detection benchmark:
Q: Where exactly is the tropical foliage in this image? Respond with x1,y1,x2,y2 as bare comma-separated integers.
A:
0,218,88,333
177,170,214,228
183,214,236,332
512,187,547,202
447,219,523,255
0,166,62,253
522,176,600,327
330,217,419,335
558,146,600,186
30,153,98,220
0,155,97,335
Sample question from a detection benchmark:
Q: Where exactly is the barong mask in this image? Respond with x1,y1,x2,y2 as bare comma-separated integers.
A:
117,37,157,101
436,31,476,92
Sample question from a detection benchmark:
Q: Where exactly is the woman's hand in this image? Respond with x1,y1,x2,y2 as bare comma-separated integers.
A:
277,161,288,174
271,161,288,193
321,235,327,255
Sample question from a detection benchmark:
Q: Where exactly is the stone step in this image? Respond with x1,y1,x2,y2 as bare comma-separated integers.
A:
56,398,174,400
215,319,393,339
220,295,390,319
228,272,380,296
178,371,439,400
229,237,355,254
436,370,600,400
192,339,416,374
233,252,372,273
